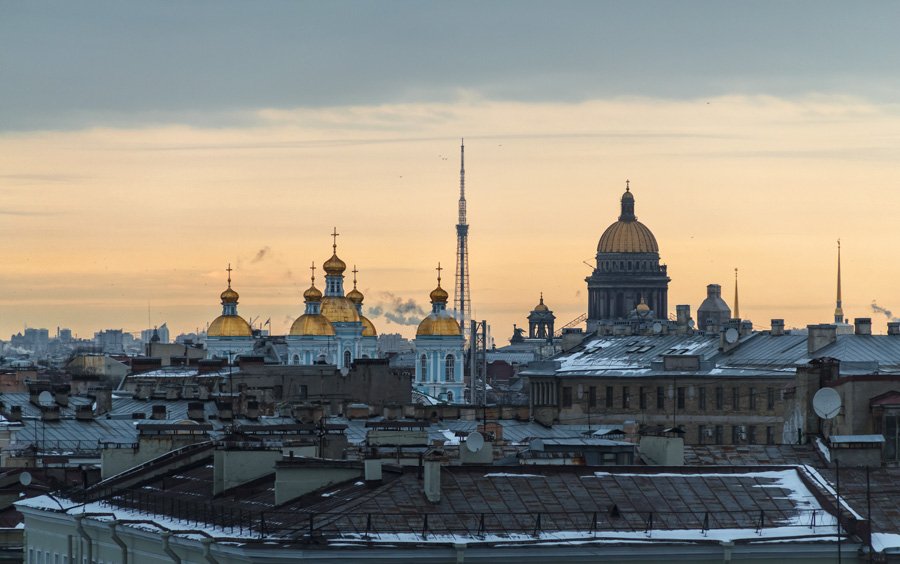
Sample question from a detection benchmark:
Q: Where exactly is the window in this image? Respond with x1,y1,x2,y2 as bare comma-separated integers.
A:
732,425,741,444
715,425,724,444
767,387,776,410
588,386,597,408
748,425,757,444
343,350,351,368
698,387,707,411
622,387,630,409
298,385,308,400
748,387,756,410
639,386,647,409
698,424,707,444
445,354,455,382
420,354,427,381
732,387,740,410
656,386,664,409
605,386,613,408
716,386,724,410
677,387,686,410
562,386,573,408
447,390,453,403
766,426,775,445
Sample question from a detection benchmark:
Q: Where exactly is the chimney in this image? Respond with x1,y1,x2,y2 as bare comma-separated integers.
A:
888,322,900,336
8,405,22,422
808,324,837,354
40,405,60,422
246,400,260,420
75,404,94,422
423,455,442,503
187,402,205,421
740,320,753,337
676,305,691,326
150,404,167,420
91,386,112,415
854,317,872,336
771,319,785,336
364,458,383,482
54,385,70,407
218,401,234,421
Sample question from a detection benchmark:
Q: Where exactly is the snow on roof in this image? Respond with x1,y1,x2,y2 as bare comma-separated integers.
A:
829,434,885,444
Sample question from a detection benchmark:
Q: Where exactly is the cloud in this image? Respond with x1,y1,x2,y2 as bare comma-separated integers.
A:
251,246,271,263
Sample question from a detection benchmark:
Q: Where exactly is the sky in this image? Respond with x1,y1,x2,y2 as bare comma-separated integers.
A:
3,1,900,340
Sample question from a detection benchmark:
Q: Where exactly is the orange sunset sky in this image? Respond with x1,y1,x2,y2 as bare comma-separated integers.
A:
3,2,900,341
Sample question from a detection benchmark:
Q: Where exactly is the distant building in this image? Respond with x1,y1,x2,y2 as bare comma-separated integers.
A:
141,323,170,344
93,329,124,354
377,333,414,356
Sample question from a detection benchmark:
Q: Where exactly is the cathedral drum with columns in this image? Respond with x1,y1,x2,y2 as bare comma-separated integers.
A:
586,183,670,331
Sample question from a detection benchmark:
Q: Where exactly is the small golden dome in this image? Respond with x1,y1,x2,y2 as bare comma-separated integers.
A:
289,314,335,336
208,315,252,337
417,313,462,337
361,315,377,337
303,284,323,302
636,297,650,313
321,296,361,323
430,285,449,303
323,253,346,276
220,287,239,304
346,287,364,304
533,293,549,312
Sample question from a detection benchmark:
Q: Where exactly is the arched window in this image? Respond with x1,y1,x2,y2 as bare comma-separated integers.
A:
343,350,351,368
420,354,428,381
292,354,300,365
447,390,454,403
445,354,455,382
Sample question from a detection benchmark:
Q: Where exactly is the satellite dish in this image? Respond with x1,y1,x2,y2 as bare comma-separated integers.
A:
652,322,662,334
38,391,54,407
813,387,842,419
465,431,484,453
19,472,32,487
724,328,739,344
688,320,695,328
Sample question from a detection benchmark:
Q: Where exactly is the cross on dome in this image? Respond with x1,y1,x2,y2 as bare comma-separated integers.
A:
331,227,340,252
226,263,233,288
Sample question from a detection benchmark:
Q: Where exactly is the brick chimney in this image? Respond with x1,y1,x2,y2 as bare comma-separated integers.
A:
808,324,837,354
854,317,872,336
888,322,900,336
771,319,785,336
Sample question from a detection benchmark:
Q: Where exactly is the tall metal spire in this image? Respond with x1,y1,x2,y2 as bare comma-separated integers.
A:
454,138,471,342
733,268,740,319
834,239,844,324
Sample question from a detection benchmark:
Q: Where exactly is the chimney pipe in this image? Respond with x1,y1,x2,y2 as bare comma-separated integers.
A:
364,458,383,482
423,455,442,503
807,324,837,354
771,319,785,336
888,322,900,336
854,317,872,336
150,404,167,420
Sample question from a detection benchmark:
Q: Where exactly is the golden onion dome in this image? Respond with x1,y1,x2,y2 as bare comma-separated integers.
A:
597,184,658,254
320,296,361,323
289,314,335,336
346,287,364,304
417,313,462,337
220,287,239,304
303,284,323,302
207,315,252,337
430,285,449,303
636,297,650,313
323,253,346,276
360,315,377,337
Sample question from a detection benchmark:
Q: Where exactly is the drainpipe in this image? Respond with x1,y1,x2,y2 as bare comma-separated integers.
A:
75,515,92,564
201,538,219,564
108,521,127,564
161,532,181,564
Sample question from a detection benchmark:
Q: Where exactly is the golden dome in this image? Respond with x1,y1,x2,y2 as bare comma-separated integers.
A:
303,284,323,302
323,253,346,276
533,293,549,312
321,296,361,323
597,220,659,253
347,287,364,304
636,297,650,313
597,184,659,254
220,287,239,303
289,314,335,336
208,315,252,337
361,315,377,337
430,285,449,303
417,313,462,337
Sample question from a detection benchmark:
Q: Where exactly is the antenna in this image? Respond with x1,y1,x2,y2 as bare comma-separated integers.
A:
813,387,842,419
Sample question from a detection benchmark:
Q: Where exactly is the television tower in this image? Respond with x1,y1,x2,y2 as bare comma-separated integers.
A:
454,139,471,343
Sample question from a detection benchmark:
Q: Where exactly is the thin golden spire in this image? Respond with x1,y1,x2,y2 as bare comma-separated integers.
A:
734,268,740,319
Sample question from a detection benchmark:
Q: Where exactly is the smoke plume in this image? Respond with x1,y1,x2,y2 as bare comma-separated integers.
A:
368,292,427,325
251,246,271,263
871,300,899,322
